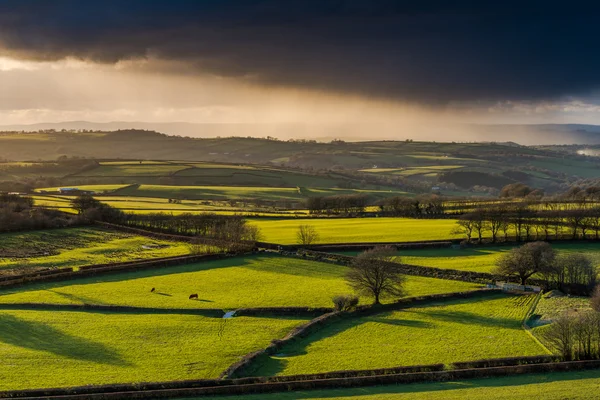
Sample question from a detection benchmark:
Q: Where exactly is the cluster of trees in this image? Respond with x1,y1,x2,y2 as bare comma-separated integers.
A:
544,291,600,361
306,194,368,215
454,203,600,243
379,195,445,217
71,194,126,223
499,183,543,198
496,242,597,294
122,212,262,243
0,193,83,232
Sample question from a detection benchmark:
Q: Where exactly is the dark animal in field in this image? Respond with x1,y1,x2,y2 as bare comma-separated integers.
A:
151,287,155,293
189,293,199,300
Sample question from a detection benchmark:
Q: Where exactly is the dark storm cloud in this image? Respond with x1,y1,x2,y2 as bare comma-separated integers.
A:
1,0,600,103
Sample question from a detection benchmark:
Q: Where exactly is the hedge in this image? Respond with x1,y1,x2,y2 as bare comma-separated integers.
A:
3,360,600,399
222,289,499,379
451,355,559,369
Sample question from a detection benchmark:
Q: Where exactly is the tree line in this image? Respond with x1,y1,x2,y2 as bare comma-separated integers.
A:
120,212,262,243
453,203,600,243
544,289,600,361
0,193,85,232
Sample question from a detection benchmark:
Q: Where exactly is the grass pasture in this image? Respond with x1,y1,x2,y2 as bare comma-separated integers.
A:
249,218,461,244
114,184,408,202
337,242,600,273
0,227,195,272
0,309,306,390
205,369,600,400
0,254,481,310
35,184,131,193
251,294,546,376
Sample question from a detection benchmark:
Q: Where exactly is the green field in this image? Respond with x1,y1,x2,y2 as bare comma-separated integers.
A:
0,254,481,309
114,184,408,202
73,164,190,176
205,369,600,400
0,309,306,390
530,294,591,325
250,294,546,376
30,194,309,216
250,218,461,244
0,227,196,272
35,184,131,193
337,242,600,273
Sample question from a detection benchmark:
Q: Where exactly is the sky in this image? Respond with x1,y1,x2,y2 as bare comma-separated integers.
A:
1,1,600,138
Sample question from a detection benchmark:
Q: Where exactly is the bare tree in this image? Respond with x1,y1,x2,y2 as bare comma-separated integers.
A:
592,285,600,313
296,224,320,245
346,246,405,305
543,312,575,360
452,217,475,241
495,241,555,285
242,225,264,242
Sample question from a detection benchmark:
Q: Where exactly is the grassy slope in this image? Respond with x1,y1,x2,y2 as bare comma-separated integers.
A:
0,227,195,271
114,184,408,202
204,369,600,400
251,294,545,376
0,254,480,309
0,310,306,390
250,218,461,245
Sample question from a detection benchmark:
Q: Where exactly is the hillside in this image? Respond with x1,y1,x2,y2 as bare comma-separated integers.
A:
0,130,599,194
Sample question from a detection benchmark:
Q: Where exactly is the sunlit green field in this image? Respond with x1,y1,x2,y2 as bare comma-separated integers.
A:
251,294,546,376
0,227,195,272
249,218,461,244
74,164,190,176
0,254,480,309
205,369,600,400
0,309,306,390
338,242,600,273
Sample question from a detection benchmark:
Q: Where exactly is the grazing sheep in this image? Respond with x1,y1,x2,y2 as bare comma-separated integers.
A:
189,293,199,300
151,287,156,293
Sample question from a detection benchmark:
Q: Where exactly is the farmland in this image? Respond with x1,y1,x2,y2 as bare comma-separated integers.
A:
30,194,309,216
0,254,481,309
250,218,461,244
35,183,409,204
0,309,307,390
338,242,600,273
0,227,195,272
3,136,600,398
205,369,600,400
250,294,546,376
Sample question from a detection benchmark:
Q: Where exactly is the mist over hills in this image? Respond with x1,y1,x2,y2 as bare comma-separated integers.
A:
2,121,600,145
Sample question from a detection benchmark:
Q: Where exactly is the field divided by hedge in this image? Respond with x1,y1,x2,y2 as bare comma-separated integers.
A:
0,254,481,310
250,293,547,376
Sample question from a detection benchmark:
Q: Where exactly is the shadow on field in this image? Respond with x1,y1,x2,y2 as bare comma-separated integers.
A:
0,314,129,366
395,247,512,259
412,309,520,330
366,316,433,328
0,255,259,295
249,311,432,376
47,289,109,305
247,369,600,399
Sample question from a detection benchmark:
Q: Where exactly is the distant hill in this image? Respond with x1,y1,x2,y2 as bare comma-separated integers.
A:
1,130,599,196
2,121,600,145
